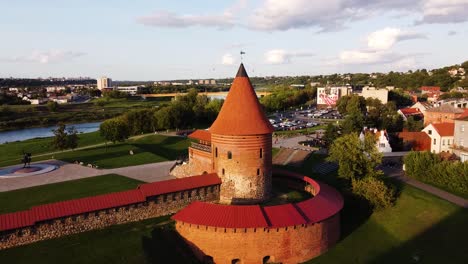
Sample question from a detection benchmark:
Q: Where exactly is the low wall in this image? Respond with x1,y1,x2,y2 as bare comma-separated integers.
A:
0,186,220,250
177,214,340,264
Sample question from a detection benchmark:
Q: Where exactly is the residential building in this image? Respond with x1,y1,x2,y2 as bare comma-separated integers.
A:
422,123,455,153
452,115,468,162
411,101,433,115
317,86,352,108
397,108,424,121
421,86,441,94
115,86,144,95
97,77,112,90
424,104,466,126
396,132,431,151
360,128,392,153
360,87,388,104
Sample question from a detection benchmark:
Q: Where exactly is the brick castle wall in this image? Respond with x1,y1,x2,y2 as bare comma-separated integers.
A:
189,147,214,175
212,134,272,204
176,213,341,264
0,185,220,250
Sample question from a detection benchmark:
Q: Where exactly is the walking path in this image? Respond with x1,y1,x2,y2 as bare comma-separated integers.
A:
0,160,176,192
383,167,468,208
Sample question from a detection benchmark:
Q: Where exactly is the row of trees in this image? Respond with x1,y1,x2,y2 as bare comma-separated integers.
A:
99,89,224,143
336,94,407,135
404,152,468,197
260,85,316,111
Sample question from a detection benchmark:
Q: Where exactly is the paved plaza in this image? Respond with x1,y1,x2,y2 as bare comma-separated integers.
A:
0,160,176,192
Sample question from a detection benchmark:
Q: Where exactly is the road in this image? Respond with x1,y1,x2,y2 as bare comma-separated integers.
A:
382,166,468,208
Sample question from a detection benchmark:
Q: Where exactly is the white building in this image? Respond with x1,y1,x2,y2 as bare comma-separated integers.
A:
360,128,392,153
115,86,144,95
422,123,455,153
97,77,112,90
359,87,389,104
46,86,66,93
452,115,468,162
317,86,352,108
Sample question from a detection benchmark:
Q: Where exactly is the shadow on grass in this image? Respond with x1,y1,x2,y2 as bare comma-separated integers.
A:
142,224,201,264
369,208,468,264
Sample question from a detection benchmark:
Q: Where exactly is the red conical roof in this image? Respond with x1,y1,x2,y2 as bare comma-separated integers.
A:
210,64,274,135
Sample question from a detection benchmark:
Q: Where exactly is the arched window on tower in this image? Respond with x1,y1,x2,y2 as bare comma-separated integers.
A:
227,151,232,159
215,147,218,157
257,168,260,175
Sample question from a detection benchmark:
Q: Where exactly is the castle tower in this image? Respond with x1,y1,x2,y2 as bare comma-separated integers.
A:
210,63,274,204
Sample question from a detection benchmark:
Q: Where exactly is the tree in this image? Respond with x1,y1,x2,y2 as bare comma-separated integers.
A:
404,116,424,132
47,101,59,112
52,123,68,150
324,123,340,146
99,117,130,143
352,176,395,210
327,133,382,180
154,107,173,130
66,126,79,150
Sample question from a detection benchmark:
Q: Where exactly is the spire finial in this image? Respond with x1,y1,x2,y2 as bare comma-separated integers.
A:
240,50,245,63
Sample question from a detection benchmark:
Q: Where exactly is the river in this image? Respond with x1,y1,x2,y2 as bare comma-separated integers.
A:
0,122,101,144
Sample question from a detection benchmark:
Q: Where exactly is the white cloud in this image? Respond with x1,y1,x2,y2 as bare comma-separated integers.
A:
136,11,234,29
367,27,426,50
448,30,457,36
265,49,314,64
2,50,86,64
136,0,247,29
135,0,468,31
419,0,468,24
222,53,235,65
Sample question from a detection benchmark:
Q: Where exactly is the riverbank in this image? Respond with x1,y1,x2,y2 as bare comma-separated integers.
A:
0,97,170,132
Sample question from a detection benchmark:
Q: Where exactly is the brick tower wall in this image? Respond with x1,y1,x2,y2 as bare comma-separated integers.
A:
211,133,272,204
175,213,341,264
188,147,214,175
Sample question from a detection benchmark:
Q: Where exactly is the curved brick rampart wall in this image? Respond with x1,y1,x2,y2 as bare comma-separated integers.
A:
176,214,340,264
174,171,343,264
211,134,272,204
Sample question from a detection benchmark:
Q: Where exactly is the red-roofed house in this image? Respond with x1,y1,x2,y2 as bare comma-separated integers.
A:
396,132,431,151
397,107,424,121
422,123,455,153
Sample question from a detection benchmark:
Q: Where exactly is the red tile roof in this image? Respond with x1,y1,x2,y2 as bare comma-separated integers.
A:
209,64,274,135
0,211,34,231
421,86,441,92
172,201,269,228
432,123,455,137
263,204,307,227
0,173,221,232
31,189,145,222
188,129,211,142
138,173,221,197
397,132,431,151
172,169,343,229
399,108,422,116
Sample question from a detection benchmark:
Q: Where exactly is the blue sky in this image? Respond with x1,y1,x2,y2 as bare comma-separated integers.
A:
0,0,467,80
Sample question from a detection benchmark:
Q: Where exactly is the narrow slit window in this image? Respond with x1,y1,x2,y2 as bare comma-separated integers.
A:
227,151,232,159
257,168,260,175
260,148,263,158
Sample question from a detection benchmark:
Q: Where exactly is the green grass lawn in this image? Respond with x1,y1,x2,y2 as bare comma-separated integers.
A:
307,185,468,264
53,134,190,169
0,216,202,264
0,174,143,214
0,134,190,169
0,131,104,167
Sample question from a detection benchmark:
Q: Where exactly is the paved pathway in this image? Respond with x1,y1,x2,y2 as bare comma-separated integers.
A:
383,167,468,208
0,160,176,192
273,135,317,151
